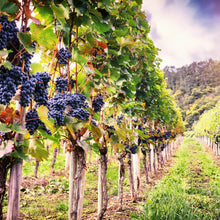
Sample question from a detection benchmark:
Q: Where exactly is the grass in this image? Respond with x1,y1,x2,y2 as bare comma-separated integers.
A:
131,138,220,220
3,145,132,219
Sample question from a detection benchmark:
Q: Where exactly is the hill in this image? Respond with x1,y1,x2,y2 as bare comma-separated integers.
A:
163,59,220,130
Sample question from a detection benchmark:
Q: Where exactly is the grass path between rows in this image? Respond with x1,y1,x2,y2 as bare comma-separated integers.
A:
132,138,220,220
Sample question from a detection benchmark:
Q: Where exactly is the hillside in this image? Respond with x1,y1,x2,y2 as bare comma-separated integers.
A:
164,59,220,130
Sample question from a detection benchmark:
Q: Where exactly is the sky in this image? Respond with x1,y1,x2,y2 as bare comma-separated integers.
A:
142,0,220,68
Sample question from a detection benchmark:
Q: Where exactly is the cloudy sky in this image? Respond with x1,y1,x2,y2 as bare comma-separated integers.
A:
142,0,220,68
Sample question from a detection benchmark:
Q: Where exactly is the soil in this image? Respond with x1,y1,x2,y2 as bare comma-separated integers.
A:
82,154,175,220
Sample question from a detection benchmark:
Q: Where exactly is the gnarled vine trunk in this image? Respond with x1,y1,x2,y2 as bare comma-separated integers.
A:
34,159,40,178
117,151,126,211
127,152,137,203
51,148,57,173
7,106,26,220
0,157,10,220
68,140,87,220
141,149,149,183
97,139,108,220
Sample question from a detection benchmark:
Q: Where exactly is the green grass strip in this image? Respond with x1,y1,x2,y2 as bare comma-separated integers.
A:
131,138,220,220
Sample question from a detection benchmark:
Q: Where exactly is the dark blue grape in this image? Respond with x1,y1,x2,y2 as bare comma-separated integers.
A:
107,125,115,138
67,108,90,120
19,74,37,107
57,47,72,65
33,72,51,106
21,42,36,72
48,93,66,126
25,109,45,135
0,65,23,105
130,145,137,154
0,15,19,50
65,92,87,109
55,76,68,93
92,94,105,112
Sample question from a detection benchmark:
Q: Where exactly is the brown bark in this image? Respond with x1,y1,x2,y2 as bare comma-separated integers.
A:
147,148,152,176
7,105,26,220
69,142,87,220
141,149,149,183
0,157,10,220
34,159,40,178
97,147,108,220
156,150,160,170
51,148,57,173
7,160,23,220
117,151,126,211
152,146,156,174
127,152,137,203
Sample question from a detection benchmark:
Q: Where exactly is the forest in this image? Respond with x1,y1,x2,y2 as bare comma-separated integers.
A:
0,0,219,220
164,59,220,130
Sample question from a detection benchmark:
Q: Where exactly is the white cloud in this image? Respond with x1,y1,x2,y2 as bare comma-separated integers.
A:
142,0,220,68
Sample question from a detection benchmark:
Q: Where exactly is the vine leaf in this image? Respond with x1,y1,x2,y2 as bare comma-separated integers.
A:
0,106,19,124
28,139,49,161
17,32,35,53
0,0,18,14
12,122,27,134
0,123,11,132
37,106,55,134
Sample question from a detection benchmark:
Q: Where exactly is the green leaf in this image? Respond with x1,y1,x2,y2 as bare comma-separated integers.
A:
30,63,42,74
89,124,102,140
0,123,11,132
91,15,111,33
91,143,101,155
1,61,12,69
111,135,119,144
51,3,69,26
72,48,87,65
17,32,35,54
110,68,120,81
135,0,142,6
12,122,27,134
28,139,49,161
34,6,53,25
37,106,55,134
30,24,58,50
0,0,18,14
38,129,59,144
11,147,29,161
63,115,78,125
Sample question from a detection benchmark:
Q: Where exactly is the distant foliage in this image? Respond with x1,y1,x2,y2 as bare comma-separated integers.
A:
164,59,220,129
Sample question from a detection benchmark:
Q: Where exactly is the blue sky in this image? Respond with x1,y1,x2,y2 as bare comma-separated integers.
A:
142,0,220,68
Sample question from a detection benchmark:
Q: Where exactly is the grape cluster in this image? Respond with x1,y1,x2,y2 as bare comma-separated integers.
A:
48,93,66,126
55,77,68,93
0,15,19,50
19,74,37,107
107,125,115,138
33,72,51,106
25,109,44,135
25,109,51,135
125,145,137,154
57,47,72,65
161,143,165,151
65,92,89,120
92,94,105,112
0,66,23,105
65,92,88,109
117,114,123,127
68,108,90,120
21,42,36,72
